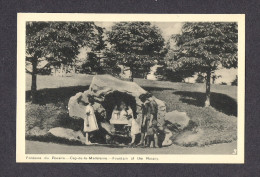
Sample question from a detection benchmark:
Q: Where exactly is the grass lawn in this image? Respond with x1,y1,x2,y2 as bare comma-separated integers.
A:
151,89,237,146
26,74,237,147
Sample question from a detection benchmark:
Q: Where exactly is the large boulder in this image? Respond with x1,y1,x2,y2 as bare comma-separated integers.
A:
68,75,168,146
48,127,85,143
68,75,166,127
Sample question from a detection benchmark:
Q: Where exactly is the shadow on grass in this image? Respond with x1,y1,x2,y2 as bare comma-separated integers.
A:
26,85,174,105
174,91,237,116
26,133,85,146
142,86,175,92
26,86,90,105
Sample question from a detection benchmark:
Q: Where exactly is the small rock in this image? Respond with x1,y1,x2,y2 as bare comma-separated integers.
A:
48,127,85,143
162,128,173,146
165,111,190,130
27,126,48,136
174,128,204,146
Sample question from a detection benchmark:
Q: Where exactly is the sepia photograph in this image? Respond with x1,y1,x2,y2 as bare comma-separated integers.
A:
17,14,245,163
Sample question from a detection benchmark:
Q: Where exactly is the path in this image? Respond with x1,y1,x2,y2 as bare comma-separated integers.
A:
26,140,237,155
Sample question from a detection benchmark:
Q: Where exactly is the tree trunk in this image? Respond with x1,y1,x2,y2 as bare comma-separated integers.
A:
205,71,211,107
129,67,134,82
144,72,147,79
31,59,37,103
64,65,67,76
61,63,64,77
72,65,76,74
54,67,57,76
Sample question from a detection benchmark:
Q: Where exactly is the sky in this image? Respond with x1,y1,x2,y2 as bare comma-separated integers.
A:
94,22,183,40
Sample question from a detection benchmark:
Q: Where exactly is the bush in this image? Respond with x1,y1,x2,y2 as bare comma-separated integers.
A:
195,74,205,83
155,67,187,82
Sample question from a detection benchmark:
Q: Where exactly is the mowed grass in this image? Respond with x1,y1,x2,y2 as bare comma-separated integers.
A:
26,74,237,99
26,74,237,146
26,74,94,91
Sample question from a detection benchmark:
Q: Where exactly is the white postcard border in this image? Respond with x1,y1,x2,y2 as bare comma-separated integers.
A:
17,13,245,163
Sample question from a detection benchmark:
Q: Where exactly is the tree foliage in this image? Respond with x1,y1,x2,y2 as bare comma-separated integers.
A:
79,26,107,74
26,22,100,67
107,22,166,80
195,73,205,83
81,52,103,74
155,64,194,82
231,75,238,86
174,22,238,73
156,36,195,82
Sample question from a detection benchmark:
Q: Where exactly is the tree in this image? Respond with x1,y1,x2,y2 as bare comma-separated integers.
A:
81,52,103,74
195,73,205,83
107,22,166,81
194,73,222,84
212,74,221,84
155,64,194,82
156,35,195,82
231,75,238,86
26,22,100,103
80,26,106,74
174,22,238,106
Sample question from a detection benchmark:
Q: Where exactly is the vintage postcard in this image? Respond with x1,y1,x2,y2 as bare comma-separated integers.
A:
17,13,245,163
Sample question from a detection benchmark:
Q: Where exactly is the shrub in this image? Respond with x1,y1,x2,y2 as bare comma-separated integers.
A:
26,102,83,135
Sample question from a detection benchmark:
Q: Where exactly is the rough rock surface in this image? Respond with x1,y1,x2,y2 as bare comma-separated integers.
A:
68,75,169,145
165,110,190,130
48,127,85,143
68,75,166,126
